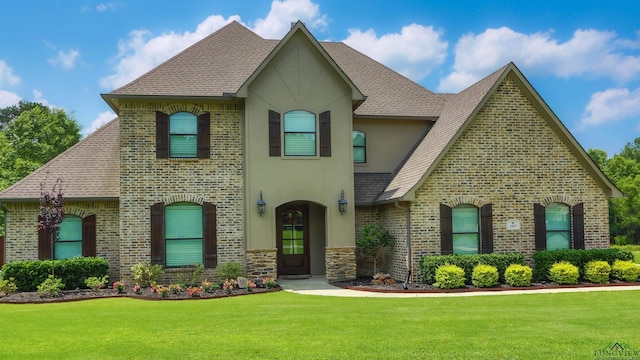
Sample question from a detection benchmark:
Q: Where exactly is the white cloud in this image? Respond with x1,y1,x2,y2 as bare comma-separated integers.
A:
439,27,640,92
32,89,61,109
343,24,448,82
580,87,640,127
0,90,21,107
0,60,20,87
96,3,118,12
252,0,327,39
84,111,116,136
48,49,80,70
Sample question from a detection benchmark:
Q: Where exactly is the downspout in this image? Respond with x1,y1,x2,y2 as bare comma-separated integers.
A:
395,201,411,289
1,201,6,266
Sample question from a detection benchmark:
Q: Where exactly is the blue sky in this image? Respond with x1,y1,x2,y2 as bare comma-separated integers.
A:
0,0,638,156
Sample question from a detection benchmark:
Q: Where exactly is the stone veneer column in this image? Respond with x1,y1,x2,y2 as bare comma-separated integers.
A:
245,249,277,279
325,246,356,282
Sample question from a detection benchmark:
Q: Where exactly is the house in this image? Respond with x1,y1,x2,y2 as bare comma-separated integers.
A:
0,21,622,283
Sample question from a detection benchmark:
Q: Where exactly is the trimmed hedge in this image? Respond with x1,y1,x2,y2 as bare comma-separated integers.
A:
471,264,499,288
548,261,580,285
434,264,466,289
1,257,109,292
419,253,525,284
611,260,640,282
504,264,533,287
532,248,633,282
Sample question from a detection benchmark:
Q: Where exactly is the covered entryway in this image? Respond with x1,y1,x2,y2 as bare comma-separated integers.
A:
276,202,326,277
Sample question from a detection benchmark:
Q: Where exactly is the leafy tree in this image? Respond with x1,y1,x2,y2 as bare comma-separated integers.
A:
0,101,40,132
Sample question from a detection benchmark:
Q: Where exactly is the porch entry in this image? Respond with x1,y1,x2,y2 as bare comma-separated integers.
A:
276,203,310,276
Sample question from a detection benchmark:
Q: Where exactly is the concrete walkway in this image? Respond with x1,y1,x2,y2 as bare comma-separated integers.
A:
277,276,640,298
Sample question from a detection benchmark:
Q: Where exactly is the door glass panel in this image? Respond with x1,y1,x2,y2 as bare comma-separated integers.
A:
281,209,304,255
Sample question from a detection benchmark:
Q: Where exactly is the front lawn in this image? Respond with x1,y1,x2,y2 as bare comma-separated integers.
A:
1,290,638,359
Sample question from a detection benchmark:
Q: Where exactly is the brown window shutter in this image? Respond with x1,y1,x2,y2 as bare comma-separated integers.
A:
203,202,218,268
82,215,96,257
37,215,52,260
440,204,453,255
534,203,546,251
480,204,493,254
572,203,585,250
150,203,165,266
197,112,211,159
319,110,331,157
156,111,169,158
268,110,281,156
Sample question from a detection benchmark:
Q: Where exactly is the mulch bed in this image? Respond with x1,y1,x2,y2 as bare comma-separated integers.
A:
0,286,281,304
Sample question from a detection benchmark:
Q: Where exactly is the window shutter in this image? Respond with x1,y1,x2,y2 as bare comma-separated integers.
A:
319,110,331,157
82,215,96,257
150,203,165,266
440,204,453,255
268,110,281,156
203,202,218,268
480,204,493,254
37,215,52,260
156,111,169,158
534,203,546,251
197,112,211,159
572,203,585,250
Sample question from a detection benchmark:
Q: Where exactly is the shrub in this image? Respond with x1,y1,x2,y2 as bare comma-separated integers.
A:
471,264,499,288
434,264,466,289
584,261,611,284
532,248,633,282
37,275,65,297
611,260,640,282
218,262,242,281
419,253,525,284
1,257,109,292
177,263,205,286
85,275,109,291
548,261,579,285
131,262,164,287
504,264,533,287
112,281,126,294
0,277,18,295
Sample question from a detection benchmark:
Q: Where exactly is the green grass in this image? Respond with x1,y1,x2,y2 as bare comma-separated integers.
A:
1,290,639,359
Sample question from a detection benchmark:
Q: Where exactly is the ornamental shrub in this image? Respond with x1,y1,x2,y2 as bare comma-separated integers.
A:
419,253,525,284
37,275,65,297
85,275,109,291
532,248,633,282
504,264,533,287
548,261,579,285
131,262,164,287
434,264,466,289
584,261,611,284
611,260,640,282
217,262,242,281
2,257,109,292
472,264,499,288
0,277,18,295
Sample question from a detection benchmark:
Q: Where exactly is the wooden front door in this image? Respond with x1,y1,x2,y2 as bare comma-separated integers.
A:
276,203,310,276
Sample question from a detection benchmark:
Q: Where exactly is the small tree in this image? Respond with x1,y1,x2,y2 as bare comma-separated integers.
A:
38,178,65,276
357,224,393,275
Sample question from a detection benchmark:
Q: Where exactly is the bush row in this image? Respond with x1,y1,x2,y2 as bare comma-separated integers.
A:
1,257,109,292
532,248,634,281
419,253,525,284
435,263,532,289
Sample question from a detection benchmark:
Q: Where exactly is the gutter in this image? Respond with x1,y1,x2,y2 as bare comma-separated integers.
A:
395,201,411,289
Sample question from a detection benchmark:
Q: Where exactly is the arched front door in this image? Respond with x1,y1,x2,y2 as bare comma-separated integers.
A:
276,203,310,276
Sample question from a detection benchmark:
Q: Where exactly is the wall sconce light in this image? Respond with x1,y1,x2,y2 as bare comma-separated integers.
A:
338,190,348,214
257,191,266,216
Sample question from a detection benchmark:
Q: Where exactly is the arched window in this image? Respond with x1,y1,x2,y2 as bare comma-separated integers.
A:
545,203,571,250
169,112,198,158
534,202,584,251
284,110,316,156
440,203,493,255
452,204,479,254
353,130,366,163
165,202,203,267
56,215,82,259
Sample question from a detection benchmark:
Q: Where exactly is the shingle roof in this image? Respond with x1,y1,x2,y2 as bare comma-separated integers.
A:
0,118,120,201
377,64,510,202
354,173,393,205
106,21,445,119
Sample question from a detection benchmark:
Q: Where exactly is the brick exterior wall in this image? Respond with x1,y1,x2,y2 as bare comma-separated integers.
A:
402,76,610,280
4,201,120,280
118,101,245,283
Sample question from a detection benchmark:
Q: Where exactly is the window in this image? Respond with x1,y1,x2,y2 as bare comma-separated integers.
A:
155,111,210,159
150,202,218,268
534,202,584,251
165,202,203,267
268,110,331,157
170,112,197,158
353,131,366,163
452,205,479,254
284,110,316,156
55,215,82,259
440,203,493,255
